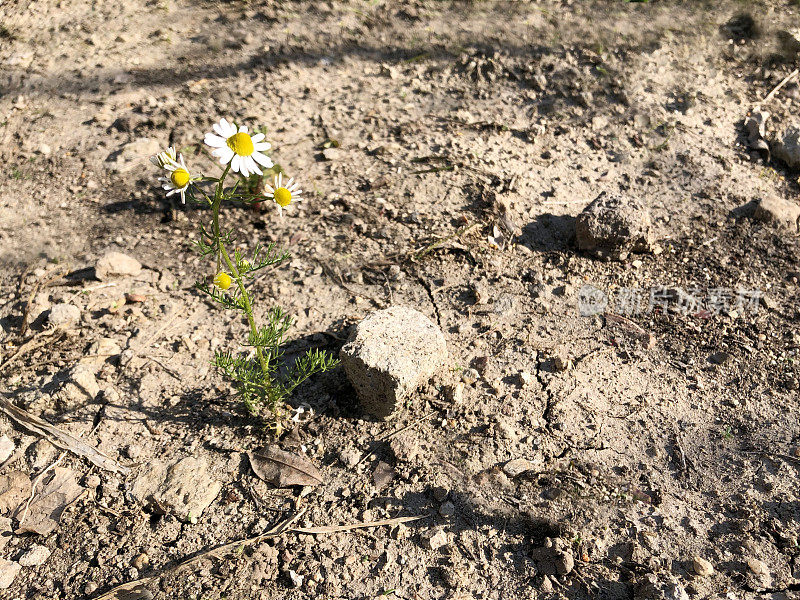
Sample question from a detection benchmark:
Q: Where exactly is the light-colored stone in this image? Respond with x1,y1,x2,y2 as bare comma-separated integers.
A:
0,435,14,464
130,456,221,522
420,528,449,551
340,306,447,418
95,251,142,280
18,544,51,567
692,556,713,577
750,196,800,232
502,457,540,478
773,123,800,170
0,558,21,589
747,558,768,575
576,192,654,258
62,366,100,403
48,303,80,327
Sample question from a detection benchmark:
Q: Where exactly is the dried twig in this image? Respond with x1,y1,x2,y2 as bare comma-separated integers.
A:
93,511,428,600
762,68,799,104
0,329,65,373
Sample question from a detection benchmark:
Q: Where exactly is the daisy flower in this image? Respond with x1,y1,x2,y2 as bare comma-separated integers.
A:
264,173,303,216
150,146,178,169
214,272,232,290
203,118,272,177
156,152,199,204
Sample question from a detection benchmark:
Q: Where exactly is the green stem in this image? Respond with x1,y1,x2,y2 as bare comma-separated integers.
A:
211,166,272,390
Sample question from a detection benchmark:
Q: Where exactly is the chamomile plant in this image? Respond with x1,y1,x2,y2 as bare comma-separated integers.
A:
151,121,337,432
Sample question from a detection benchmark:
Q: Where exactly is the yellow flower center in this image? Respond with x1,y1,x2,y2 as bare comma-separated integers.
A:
170,168,190,188
214,272,232,290
274,187,292,207
226,132,254,156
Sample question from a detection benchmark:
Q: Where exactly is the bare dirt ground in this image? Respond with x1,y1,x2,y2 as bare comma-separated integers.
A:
1,1,800,598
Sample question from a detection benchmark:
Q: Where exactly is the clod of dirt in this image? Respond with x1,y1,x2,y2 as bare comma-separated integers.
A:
247,447,323,488
771,123,800,170
739,195,800,232
340,306,447,418
531,538,575,576
575,192,654,259
0,517,11,551
18,544,51,567
95,251,142,280
635,573,689,600
0,558,21,590
130,456,221,522
389,430,420,463
47,303,80,327
58,366,101,409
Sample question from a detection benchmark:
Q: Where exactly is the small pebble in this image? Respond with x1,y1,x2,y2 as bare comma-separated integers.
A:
692,556,713,577
438,501,455,517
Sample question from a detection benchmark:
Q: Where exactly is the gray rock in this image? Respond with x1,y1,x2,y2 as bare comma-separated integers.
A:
130,456,221,522
576,192,654,258
438,501,455,517
750,196,800,232
18,544,51,567
0,435,14,464
340,306,447,418
48,303,81,327
772,123,800,170
635,574,689,600
0,558,21,589
95,251,142,280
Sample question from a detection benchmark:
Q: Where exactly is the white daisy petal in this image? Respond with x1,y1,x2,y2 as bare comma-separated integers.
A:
231,154,242,173
220,148,235,164
247,156,262,175
252,152,272,167
239,125,248,134
251,133,265,142
205,133,226,147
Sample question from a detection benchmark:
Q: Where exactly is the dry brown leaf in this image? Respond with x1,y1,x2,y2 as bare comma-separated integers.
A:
248,447,323,487
13,467,83,535
0,470,31,515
